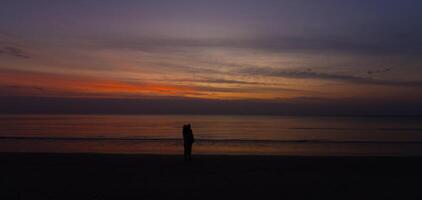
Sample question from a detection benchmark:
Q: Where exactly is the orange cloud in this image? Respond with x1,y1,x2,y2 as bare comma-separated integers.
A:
0,69,194,98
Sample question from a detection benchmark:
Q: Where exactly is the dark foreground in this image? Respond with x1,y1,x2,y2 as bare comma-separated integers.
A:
1,153,422,199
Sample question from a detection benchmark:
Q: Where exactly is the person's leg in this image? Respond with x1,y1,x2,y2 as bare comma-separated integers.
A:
184,144,188,161
187,144,192,160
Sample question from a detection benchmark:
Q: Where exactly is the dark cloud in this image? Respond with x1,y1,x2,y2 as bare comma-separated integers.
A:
0,46,30,59
367,68,391,75
0,85,44,96
3,85,44,91
170,77,282,86
239,68,422,87
192,85,309,94
199,78,260,85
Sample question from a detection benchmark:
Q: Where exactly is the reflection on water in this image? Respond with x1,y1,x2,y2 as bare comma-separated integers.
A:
1,115,422,156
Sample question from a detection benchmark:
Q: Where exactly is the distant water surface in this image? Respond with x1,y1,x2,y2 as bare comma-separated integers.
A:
1,115,422,156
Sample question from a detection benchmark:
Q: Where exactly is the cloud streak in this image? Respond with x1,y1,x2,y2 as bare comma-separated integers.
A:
367,68,391,75
239,68,422,87
88,33,422,56
0,46,30,59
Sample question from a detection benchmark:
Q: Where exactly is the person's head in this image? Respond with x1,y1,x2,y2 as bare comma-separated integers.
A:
187,124,191,129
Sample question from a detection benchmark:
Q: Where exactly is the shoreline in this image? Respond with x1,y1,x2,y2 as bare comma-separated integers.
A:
3,151,422,157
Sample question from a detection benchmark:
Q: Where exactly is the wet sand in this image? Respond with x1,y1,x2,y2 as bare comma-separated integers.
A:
1,153,422,199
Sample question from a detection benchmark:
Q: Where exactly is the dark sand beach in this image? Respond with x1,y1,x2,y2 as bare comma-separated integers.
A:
1,153,422,200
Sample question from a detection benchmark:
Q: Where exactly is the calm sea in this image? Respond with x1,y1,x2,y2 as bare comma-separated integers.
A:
1,114,422,156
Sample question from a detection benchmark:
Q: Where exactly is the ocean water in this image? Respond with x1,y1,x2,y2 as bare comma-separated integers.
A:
1,114,422,156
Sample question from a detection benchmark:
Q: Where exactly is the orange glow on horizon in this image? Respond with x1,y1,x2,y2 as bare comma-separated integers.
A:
3,69,413,101
0,69,312,100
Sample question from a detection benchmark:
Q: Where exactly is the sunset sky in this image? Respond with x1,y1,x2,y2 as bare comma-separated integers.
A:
1,0,422,114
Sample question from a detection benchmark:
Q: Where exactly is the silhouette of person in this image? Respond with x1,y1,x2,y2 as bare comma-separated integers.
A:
183,124,195,161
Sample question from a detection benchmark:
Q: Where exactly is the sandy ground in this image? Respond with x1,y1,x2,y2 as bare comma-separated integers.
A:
1,153,422,199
